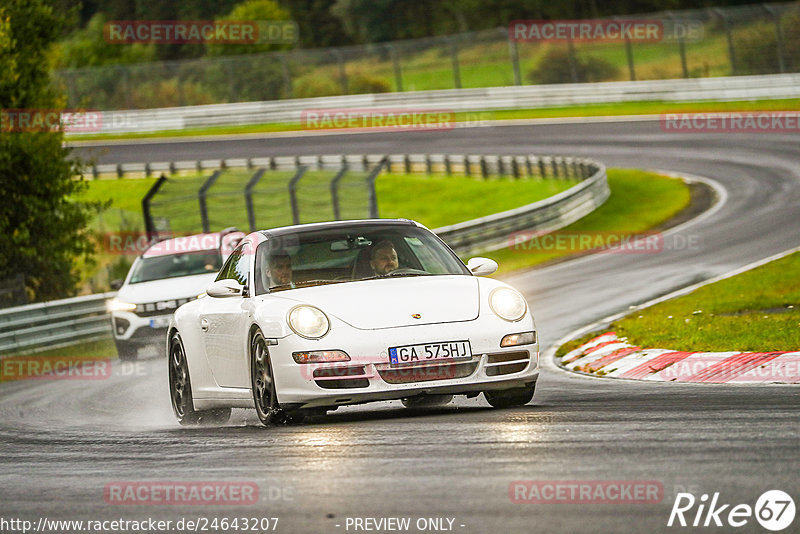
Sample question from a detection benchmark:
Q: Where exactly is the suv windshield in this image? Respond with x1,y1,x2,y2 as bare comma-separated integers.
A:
254,224,470,294
129,251,222,284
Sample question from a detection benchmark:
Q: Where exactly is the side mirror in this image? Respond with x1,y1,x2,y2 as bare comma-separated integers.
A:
207,279,244,298
110,279,123,290
466,257,498,276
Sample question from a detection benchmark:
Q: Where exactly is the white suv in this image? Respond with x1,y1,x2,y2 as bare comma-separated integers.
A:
108,228,244,360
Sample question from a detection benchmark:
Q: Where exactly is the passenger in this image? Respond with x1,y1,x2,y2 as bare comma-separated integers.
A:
370,240,399,275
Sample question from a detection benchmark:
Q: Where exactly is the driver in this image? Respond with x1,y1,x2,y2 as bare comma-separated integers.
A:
267,251,294,288
370,240,399,275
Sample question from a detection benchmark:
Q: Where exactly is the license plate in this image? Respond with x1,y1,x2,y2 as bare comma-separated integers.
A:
149,316,171,329
389,340,471,365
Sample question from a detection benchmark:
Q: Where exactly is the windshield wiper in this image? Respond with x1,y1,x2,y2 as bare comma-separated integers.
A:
270,279,347,291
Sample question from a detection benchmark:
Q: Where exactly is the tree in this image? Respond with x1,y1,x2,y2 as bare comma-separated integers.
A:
0,0,104,302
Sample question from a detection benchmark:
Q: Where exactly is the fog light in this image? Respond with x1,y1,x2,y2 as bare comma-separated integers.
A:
292,350,350,364
500,331,536,347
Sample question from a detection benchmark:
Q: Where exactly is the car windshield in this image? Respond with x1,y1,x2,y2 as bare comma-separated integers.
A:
128,251,222,284
254,224,470,294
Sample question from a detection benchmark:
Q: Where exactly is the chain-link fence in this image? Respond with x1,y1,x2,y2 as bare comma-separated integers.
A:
54,3,800,110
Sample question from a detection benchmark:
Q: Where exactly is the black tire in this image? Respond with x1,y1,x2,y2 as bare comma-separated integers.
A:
401,394,454,408
250,331,306,426
483,383,536,409
115,339,138,362
169,332,231,425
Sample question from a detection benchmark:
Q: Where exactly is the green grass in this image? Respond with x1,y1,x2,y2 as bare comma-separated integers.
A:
66,98,800,142
488,169,691,275
558,251,800,355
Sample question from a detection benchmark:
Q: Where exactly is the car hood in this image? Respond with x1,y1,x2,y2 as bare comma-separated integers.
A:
281,275,480,330
117,273,217,304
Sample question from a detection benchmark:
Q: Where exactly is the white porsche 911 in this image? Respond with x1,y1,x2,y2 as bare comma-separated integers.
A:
168,219,539,425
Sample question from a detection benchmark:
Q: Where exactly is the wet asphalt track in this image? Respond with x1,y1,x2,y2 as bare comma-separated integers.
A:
2,119,799,533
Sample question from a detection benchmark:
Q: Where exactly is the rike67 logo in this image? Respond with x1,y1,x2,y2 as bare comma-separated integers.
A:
668,490,795,531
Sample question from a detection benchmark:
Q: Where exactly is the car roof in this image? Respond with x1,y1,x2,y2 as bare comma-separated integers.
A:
258,219,419,239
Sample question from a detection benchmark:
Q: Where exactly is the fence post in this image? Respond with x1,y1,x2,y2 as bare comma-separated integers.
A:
198,170,222,233
450,37,462,89
508,31,522,86
713,8,737,75
329,164,349,220
280,53,293,98
366,157,388,218
669,13,689,78
245,168,266,232
387,43,403,92
566,38,578,83
142,174,168,239
765,5,786,73
332,49,348,94
288,166,308,225
625,37,636,81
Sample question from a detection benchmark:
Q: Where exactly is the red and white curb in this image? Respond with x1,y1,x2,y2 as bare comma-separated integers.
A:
559,332,800,384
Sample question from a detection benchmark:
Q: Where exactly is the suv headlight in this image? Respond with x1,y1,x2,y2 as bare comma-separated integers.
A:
489,287,527,322
108,298,137,313
288,305,330,339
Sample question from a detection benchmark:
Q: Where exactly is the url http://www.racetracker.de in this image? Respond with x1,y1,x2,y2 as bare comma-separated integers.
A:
0,516,280,533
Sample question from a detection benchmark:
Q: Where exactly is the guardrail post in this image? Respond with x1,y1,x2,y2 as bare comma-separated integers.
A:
116,163,123,179
144,163,151,177
425,155,433,175
169,162,176,175
362,154,369,171
269,156,277,171
526,156,534,177
561,158,568,178
480,156,488,179
329,164,349,220
289,166,308,225
245,168,266,232
196,160,202,174
199,170,222,233
444,155,452,176
538,157,547,178
450,37,462,89
497,155,505,177
317,155,325,170
366,157,388,218
551,157,559,178
142,174,168,238
404,154,411,174
91,165,98,180
464,156,472,177
512,157,520,179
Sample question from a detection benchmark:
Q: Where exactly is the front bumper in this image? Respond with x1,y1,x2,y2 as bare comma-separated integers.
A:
269,315,539,409
111,310,172,347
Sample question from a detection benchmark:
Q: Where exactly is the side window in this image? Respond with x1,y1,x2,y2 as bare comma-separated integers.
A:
215,245,249,286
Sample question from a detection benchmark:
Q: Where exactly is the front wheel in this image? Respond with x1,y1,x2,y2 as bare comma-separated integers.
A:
483,383,536,409
169,333,231,425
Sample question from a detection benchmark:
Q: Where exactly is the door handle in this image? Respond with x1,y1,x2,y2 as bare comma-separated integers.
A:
200,318,209,332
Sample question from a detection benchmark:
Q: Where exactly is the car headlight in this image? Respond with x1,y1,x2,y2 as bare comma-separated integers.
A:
108,298,137,313
489,287,527,322
288,305,330,339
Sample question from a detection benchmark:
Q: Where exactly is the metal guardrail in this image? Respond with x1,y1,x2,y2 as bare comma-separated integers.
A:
3,154,606,354
67,73,800,137
0,292,116,356
434,161,608,255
